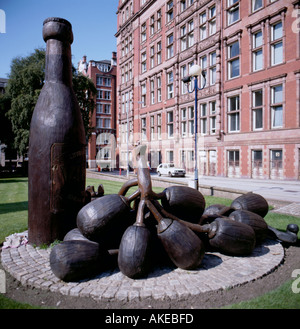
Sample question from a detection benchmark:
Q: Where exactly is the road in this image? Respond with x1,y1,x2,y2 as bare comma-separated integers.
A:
89,169,300,204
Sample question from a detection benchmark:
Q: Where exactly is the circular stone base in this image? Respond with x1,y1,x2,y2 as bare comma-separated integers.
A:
1,238,284,302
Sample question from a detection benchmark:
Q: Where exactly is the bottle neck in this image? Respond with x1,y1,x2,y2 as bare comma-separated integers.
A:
45,39,72,85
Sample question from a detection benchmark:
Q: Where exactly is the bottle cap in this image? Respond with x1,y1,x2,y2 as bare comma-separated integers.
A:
43,17,73,44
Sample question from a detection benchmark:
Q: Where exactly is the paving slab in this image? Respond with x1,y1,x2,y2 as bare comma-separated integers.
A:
1,232,284,304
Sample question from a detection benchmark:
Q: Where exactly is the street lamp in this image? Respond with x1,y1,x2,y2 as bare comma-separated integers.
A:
182,64,206,190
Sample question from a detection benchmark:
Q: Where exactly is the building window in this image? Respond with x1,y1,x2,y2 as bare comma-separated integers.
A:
199,5,216,40
200,55,207,87
104,118,111,129
150,80,155,104
227,0,240,26
228,150,240,167
150,15,155,36
228,40,240,79
167,33,174,59
96,118,101,128
271,84,283,128
252,89,263,130
271,21,283,66
210,101,216,134
121,91,131,114
166,1,174,23
271,149,282,169
210,51,216,85
157,41,162,64
141,117,147,140
157,113,162,139
180,0,193,12
181,106,194,136
188,106,194,135
188,20,194,47
157,77,162,102
141,23,147,43
209,6,216,35
252,0,263,13
150,46,155,68
252,150,263,168
181,108,187,137
157,10,161,30
97,90,111,100
104,104,111,114
96,76,111,86
228,95,240,132
180,0,187,12
141,51,147,73
180,25,187,51
252,31,263,71
166,150,174,163
150,116,155,140
199,12,207,40
200,103,207,135
141,83,146,107
167,71,174,99
167,111,174,138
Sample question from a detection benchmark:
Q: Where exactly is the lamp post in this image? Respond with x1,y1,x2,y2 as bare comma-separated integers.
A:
182,64,206,190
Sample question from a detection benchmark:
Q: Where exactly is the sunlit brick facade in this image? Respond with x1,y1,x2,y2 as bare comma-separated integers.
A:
78,53,117,169
116,0,300,180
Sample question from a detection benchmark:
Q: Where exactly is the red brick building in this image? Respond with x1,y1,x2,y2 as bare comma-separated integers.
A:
116,0,300,180
78,53,117,170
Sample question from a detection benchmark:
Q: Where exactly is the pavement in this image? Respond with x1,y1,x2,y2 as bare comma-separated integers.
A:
87,170,300,217
1,237,284,303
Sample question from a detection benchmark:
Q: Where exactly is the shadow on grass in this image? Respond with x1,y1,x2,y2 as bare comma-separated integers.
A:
0,201,28,215
0,179,28,184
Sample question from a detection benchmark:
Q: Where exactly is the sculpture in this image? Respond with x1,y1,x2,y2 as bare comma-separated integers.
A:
50,144,299,282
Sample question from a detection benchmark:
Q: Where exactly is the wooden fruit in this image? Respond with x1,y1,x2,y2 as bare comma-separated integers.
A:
50,240,110,282
63,228,90,242
76,194,132,244
200,204,233,224
229,209,268,243
267,224,299,244
118,224,151,279
206,217,256,255
231,192,269,218
157,218,205,270
146,200,205,270
160,186,206,223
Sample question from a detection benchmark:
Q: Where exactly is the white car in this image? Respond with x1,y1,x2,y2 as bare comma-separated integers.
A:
157,163,186,177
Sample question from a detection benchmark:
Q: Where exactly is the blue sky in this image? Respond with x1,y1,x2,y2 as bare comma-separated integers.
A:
0,0,119,78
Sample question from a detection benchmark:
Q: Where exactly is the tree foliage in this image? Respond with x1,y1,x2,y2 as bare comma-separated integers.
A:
5,48,96,156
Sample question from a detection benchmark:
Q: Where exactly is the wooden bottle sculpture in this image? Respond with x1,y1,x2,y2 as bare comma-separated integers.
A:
28,18,86,245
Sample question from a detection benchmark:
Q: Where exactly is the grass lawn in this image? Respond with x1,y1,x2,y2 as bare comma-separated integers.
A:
0,175,299,309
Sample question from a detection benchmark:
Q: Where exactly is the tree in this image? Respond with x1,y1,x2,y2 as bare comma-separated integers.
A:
72,67,97,141
5,49,96,156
